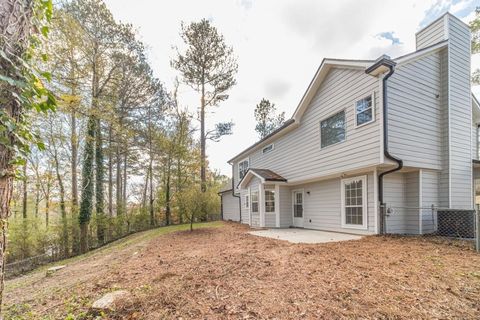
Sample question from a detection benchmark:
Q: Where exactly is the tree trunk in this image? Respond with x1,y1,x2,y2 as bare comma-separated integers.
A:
95,118,105,244
70,101,79,255
108,125,113,217
34,182,39,217
165,158,171,226
22,162,27,219
52,138,68,257
116,143,122,216
200,84,206,193
149,158,154,226
123,150,127,212
0,0,35,311
45,180,50,228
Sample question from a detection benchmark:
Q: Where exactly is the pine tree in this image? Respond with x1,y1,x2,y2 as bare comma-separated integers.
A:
79,116,95,253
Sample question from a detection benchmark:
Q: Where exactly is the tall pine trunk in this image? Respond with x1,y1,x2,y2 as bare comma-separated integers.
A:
79,116,96,253
95,118,105,244
22,162,27,219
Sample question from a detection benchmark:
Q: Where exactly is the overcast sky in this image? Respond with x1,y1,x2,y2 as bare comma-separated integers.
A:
104,0,479,176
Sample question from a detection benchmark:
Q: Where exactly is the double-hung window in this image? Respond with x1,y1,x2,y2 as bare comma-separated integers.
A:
238,159,249,180
320,110,346,148
355,94,374,126
251,191,259,213
265,189,275,213
341,176,367,229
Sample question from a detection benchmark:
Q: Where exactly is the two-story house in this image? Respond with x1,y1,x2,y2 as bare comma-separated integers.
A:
220,12,480,235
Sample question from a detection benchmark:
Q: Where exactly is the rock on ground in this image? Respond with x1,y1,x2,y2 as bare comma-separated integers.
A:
91,290,131,312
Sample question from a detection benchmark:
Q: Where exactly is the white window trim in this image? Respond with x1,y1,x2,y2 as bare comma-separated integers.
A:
354,92,375,128
238,157,250,181
262,143,274,154
319,109,347,150
341,175,368,230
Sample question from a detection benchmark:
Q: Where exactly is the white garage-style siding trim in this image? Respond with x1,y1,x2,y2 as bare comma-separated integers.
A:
243,67,380,183
221,191,240,222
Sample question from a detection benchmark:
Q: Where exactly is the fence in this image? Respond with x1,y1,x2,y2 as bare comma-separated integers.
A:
382,204,480,252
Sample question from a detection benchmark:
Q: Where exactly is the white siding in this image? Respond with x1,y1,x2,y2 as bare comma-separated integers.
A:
388,52,443,169
221,192,240,222
421,170,440,234
384,172,421,234
279,185,292,227
292,172,375,234
233,67,380,186
447,15,472,208
416,16,446,50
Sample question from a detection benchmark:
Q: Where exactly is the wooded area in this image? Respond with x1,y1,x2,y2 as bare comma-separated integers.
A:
3,0,235,278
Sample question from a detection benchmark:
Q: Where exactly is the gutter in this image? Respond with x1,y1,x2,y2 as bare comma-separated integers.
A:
366,56,403,234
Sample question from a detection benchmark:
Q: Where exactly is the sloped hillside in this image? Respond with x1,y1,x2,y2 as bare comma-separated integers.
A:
5,221,480,319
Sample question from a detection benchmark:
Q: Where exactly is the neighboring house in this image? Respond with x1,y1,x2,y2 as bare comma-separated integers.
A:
223,12,480,235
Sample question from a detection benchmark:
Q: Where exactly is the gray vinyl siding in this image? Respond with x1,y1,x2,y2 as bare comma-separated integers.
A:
416,16,446,50
384,172,420,234
234,67,380,185
388,51,443,169
279,185,292,227
265,214,276,227
421,170,440,234
293,172,375,234
439,49,450,208
221,192,240,222
447,15,472,208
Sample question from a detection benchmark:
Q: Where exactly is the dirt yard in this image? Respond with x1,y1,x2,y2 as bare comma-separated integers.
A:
5,222,480,319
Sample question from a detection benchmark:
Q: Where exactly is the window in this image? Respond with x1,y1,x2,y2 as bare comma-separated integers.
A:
355,95,374,126
341,176,367,229
265,190,275,213
238,159,249,180
262,144,274,154
251,191,259,213
320,110,346,148
244,195,250,209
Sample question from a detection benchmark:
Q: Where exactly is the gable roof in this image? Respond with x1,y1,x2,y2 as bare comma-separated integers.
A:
228,40,453,164
237,168,287,189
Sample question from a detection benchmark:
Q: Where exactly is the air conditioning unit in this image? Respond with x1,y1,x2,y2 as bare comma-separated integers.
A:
436,210,475,238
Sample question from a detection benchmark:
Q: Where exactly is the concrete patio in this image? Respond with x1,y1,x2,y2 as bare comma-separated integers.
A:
249,228,363,244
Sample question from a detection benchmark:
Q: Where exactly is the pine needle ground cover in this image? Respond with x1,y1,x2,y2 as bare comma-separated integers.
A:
4,222,480,319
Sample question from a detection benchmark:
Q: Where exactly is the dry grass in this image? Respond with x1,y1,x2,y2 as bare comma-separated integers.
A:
5,222,480,319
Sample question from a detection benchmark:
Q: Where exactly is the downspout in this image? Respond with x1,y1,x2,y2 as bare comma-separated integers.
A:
366,56,403,234
231,164,242,223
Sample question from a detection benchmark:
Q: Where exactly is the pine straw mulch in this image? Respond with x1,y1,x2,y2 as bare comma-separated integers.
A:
5,222,480,319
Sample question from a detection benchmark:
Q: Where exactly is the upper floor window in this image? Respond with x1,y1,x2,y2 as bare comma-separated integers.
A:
355,95,374,126
262,144,274,154
320,110,346,148
238,159,249,180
